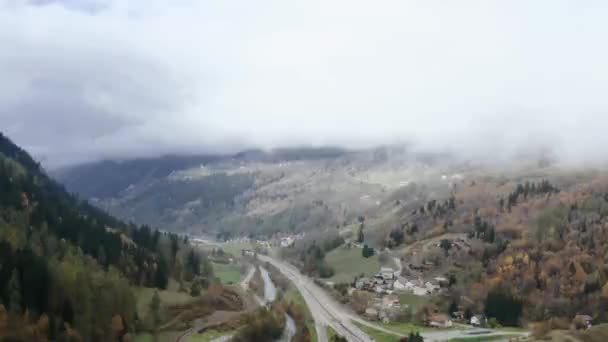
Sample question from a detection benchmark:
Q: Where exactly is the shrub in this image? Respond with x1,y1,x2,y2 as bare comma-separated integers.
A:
362,245,375,258
484,288,522,327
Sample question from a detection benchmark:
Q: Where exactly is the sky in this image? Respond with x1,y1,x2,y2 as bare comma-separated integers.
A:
1,0,608,167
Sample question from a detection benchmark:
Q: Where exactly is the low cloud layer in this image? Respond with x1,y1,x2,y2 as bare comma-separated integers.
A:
1,0,608,167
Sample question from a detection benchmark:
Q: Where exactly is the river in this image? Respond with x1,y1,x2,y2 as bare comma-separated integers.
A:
260,266,278,303
259,266,295,342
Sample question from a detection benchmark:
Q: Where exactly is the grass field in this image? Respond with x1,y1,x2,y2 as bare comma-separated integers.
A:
325,246,381,283
220,242,253,257
353,321,402,342
398,293,430,312
541,323,608,342
327,326,339,340
283,288,317,342
133,332,181,342
134,285,193,319
186,329,230,341
212,262,241,285
380,321,428,335
449,334,519,342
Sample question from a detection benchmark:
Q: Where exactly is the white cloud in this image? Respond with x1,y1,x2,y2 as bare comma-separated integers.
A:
1,0,608,166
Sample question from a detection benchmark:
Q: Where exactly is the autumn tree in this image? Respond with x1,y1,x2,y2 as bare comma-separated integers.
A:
111,315,125,340
149,291,162,333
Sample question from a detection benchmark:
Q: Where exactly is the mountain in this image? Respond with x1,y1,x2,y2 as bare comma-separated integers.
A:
0,133,202,341
55,142,608,329
55,146,457,237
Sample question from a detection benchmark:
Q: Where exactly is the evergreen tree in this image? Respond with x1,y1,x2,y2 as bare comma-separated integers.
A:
154,256,169,289
357,225,365,243
8,269,21,314
190,281,201,297
362,245,375,258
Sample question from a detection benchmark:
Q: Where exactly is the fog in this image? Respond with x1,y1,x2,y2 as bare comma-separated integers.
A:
1,0,608,167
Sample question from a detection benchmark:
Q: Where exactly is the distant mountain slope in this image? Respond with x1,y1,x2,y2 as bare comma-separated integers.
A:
55,146,451,236
54,155,223,199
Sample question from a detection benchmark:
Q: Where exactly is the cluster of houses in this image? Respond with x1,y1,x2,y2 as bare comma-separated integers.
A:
225,233,306,248
353,266,456,326
355,267,446,297
277,232,306,247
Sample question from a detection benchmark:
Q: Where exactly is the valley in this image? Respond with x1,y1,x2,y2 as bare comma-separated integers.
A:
88,149,608,342
3,133,608,342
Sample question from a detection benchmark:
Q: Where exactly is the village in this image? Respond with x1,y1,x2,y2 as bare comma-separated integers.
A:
349,265,464,328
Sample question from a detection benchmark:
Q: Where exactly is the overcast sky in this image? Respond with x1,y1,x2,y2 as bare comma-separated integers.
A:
1,0,608,167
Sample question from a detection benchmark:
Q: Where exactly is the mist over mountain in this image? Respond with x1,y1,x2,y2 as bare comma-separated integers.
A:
5,1,608,341
3,1,608,167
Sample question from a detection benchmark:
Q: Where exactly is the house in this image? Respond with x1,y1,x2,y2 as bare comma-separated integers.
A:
393,278,407,291
574,315,593,329
425,281,440,293
429,314,453,328
470,315,486,327
355,277,370,289
365,307,379,320
413,287,428,296
434,277,449,286
451,311,464,321
382,294,401,308
280,236,294,247
380,267,395,280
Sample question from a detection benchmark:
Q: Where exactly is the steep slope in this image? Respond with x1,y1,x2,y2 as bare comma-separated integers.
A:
0,133,197,341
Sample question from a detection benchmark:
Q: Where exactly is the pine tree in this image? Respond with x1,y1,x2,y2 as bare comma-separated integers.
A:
357,225,364,243
8,269,21,314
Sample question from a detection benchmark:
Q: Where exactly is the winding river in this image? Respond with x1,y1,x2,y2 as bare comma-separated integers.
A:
259,266,295,342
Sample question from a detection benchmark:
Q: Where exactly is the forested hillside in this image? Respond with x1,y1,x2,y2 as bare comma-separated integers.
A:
0,133,211,341
373,173,608,330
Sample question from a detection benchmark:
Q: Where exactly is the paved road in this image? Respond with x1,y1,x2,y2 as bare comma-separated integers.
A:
259,254,529,342
259,255,374,342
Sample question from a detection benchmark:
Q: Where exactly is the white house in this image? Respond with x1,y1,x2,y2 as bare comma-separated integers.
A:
425,281,440,293
393,279,407,291
413,287,428,296
280,237,294,247
380,267,395,280
471,315,486,327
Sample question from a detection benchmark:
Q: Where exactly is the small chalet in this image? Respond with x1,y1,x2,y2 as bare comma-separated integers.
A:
382,294,401,308
470,315,486,327
574,315,593,329
429,314,453,328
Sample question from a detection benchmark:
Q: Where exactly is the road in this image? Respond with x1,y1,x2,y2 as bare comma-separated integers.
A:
259,254,375,342
259,254,528,342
